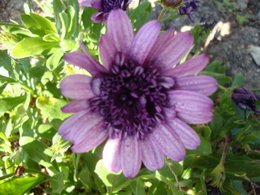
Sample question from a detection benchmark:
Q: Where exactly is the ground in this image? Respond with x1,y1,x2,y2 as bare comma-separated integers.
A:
0,0,260,89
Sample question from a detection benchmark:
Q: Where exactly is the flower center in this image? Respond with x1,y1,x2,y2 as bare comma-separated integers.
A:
101,0,129,13
89,56,174,139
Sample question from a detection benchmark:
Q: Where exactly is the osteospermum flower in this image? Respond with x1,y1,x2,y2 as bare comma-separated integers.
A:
78,0,131,22
59,9,217,178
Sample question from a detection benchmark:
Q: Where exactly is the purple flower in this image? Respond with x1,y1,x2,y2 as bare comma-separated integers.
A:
59,10,217,178
178,0,200,22
232,88,260,113
78,0,131,22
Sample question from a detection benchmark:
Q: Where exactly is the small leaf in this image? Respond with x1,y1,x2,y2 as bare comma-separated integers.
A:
11,38,58,58
94,160,130,193
0,176,45,195
0,96,26,115
36,96,70,120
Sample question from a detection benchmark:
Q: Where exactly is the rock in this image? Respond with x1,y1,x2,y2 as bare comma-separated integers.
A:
248,45,260,66
237,0,249,10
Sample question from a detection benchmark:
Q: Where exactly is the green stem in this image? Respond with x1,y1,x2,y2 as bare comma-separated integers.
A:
166,161,181,191
220,136,228,166
157,7,168,22
0,173,15,180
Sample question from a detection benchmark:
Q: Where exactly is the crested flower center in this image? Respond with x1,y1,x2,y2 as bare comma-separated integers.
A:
101,0,129,12
89,54,175,139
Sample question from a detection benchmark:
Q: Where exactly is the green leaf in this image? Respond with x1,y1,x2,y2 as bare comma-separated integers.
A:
11,37,58,58
46,50,64,70
0,176,45,195
129,2,152,31
36,96,70,120
0,75,15,83
0,96,26,115
21,13,56,33
188,136,212,155
94,160,130,193
49,173,64,194
200,71,232,85
232,73,244,87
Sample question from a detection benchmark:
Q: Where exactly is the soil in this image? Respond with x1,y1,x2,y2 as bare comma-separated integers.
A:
0,0,260,89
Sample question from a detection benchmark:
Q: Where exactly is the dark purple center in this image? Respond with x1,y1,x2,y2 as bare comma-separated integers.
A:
89,54,174,139
101,0,129,13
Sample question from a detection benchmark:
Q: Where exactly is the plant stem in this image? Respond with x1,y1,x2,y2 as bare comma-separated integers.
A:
158,7,168,22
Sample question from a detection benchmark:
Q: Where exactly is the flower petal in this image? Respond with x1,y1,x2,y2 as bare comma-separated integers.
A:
61,100,89,113
69,112,108,153
99,34,116,69
147,29,175,63
71,127,107,153
64,51,104,75
142,136,164,171
150,124,185,162
91,0,102,9
78,0,91,6
107,9,133,54
58,110,88,137
151,32,193,69
103,137,121,172
166,54,209,77
175,75,218,96
130,20,161,64
60,74,94,100
177,112,213,124
91,12,106,23
169,90,214,114
167,118,200,150
120,135,141,178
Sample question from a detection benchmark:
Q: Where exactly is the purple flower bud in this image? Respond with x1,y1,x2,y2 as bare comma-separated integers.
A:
231,88,260,113
178,0,200,22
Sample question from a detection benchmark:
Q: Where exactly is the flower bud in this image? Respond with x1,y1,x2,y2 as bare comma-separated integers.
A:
232,88,260,113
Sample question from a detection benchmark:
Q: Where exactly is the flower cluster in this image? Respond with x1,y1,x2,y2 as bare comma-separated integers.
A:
59,9,217,178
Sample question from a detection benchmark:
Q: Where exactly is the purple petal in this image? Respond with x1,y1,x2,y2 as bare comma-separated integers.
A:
169,90,214,113
91,0,102,9
142,136,164,171
103,137,121,172
147,29,175,63
150,124,185,162
120,135,141,178
64,43,106,75
68,112,104,144
69,113,108,153
58,110,88,137
151,32,193,69
71,127,107,153
78,0,91,6
99,34,116,69
177,112,213,124
61,100,89,113
60,74,94,100
107,10,133,54
167,118,200,150
130,20,161,64
166,54,209,77
175,75,218,96
91,12,106,23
